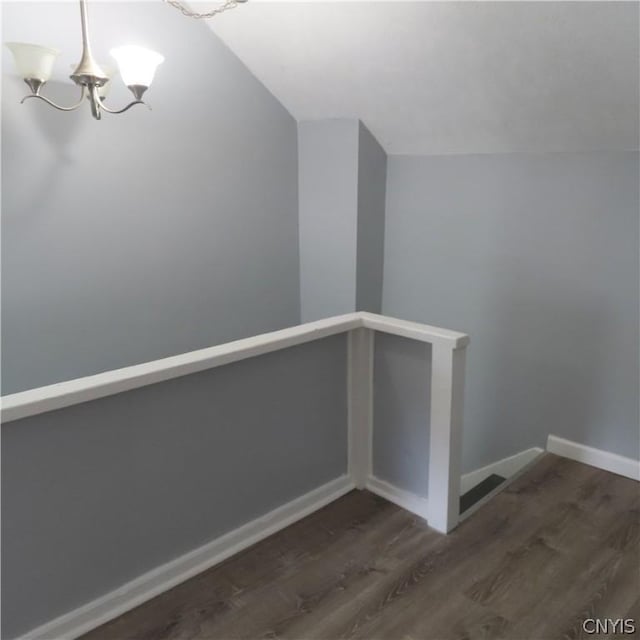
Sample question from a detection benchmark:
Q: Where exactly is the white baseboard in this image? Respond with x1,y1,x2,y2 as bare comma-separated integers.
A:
547,435,640,481
460,447,544,495
366,475,429,521
28,438,620,640
365,447,545,525
458,449,544,523
18,475,355,640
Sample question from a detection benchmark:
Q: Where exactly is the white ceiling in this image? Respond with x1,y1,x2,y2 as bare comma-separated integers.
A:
208,1,639,155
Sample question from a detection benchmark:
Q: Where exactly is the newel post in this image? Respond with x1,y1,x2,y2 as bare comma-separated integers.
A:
427,341,468,533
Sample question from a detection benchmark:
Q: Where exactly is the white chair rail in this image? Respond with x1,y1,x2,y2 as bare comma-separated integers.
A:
1,312,469,533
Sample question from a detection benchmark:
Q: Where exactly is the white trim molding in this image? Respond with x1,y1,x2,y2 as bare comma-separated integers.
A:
358,312,468,349
366,476,429,521
427,344,466,533
5,312,470,637
0,314,359,424
17,476,355,640
547,435,640,482
460,447,544,495
366,448,545,526
1,312,468,424
2,312,469,536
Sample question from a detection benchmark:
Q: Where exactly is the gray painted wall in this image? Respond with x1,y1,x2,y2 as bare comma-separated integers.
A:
383,151,640,472
1,336,348,638
1,1,300,395
298,119,359,322
373,334,431,495
298,119,386,321
356,122,387,313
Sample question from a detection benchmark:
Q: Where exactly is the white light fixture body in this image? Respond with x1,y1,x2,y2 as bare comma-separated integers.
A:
5,0,244,121
4,0,163,120
70,62,116,99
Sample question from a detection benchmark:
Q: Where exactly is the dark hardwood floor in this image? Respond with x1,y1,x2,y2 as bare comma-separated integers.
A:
82,454,639,640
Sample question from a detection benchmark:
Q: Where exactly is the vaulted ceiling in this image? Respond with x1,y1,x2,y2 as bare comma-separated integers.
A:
210,1,639,154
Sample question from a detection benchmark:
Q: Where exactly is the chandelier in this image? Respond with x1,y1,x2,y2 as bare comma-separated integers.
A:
5,0,246,121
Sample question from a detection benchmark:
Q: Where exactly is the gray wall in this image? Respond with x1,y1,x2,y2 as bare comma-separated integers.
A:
373,334,431,495
1,1,300,395
298,119,359,322
383,151,640,472
1,335,348,638
298,119,386,321
356,122,387,313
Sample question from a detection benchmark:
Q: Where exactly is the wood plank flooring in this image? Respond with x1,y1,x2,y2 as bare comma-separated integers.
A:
82,454,639,640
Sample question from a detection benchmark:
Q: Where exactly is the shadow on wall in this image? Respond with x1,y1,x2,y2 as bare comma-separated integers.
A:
372,334,431,496
471,264,610,462
4,79,86,160
1,0,300,395
2,80,88,230
382,152,639,469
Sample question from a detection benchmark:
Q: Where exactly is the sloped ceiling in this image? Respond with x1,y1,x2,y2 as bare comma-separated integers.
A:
208,1,639,154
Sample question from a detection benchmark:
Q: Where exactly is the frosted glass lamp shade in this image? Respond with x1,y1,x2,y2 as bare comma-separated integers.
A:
110,46,163,88
5,42,60,82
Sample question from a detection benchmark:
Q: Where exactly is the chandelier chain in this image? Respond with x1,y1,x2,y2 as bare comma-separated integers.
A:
164,0,240,19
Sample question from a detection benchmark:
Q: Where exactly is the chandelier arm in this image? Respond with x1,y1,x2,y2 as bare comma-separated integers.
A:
97,99,151,115
20,86,87,111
